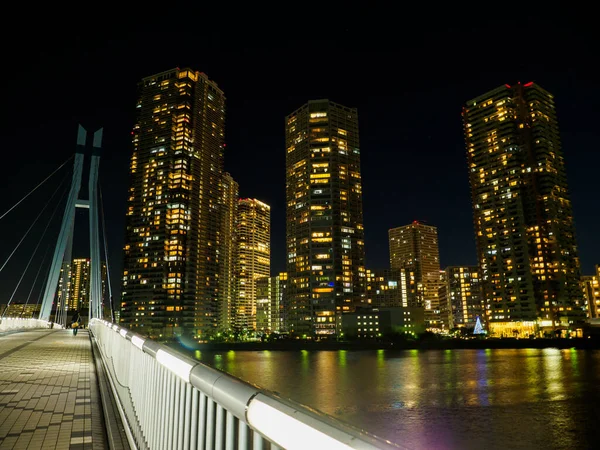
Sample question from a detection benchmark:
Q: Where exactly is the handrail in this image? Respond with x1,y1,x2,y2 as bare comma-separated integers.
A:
90,318,401,450
0,318,58,332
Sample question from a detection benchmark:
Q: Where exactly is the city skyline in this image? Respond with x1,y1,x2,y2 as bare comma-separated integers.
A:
1,12,598,306
1,10,599,450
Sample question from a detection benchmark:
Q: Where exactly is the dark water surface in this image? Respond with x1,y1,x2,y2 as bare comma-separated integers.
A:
193,348,600,450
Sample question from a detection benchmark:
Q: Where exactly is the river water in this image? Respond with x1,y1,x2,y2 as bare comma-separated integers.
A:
193,348,600,450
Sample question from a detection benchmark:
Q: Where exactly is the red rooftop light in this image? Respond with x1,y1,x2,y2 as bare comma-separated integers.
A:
524,82,534,87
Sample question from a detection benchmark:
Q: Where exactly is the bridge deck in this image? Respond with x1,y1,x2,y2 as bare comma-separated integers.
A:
0,329,106,450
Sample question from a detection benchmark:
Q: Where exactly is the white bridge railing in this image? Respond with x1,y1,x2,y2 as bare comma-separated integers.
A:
0,318,58,332
89,319,400,450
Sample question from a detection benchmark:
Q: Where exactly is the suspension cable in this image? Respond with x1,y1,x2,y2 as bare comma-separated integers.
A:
99,187,115,323
2,178,69,318
0,154,72,222
20,243,52,317
0,171,69,275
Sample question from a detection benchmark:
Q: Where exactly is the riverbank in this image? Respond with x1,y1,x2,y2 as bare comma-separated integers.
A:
185,337,600,352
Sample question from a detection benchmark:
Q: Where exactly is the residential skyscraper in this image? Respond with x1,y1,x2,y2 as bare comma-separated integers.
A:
444,266,484,330
58,258,90,311
219,173,239,331
285,100,366,338
235,198,270,330
121,68,226,340
389,221,440,280
389,221,442,328
463,82,583,337
57,258,107,312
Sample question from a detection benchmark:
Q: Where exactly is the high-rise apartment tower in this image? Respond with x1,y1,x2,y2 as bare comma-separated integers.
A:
219,173,239,330
235,198,270,330
463,82,582,336
389,221,440,280
389,221,443,329
444,266,484,330
121,68,226,340
57,258,107,313
285,100,366,337
58,258,90,312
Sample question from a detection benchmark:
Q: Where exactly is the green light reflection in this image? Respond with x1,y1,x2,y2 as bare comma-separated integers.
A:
569,348,580,378
444,349,452,362
301,349,309,373
339,350,347,367
377,349,385,368
212,353,223,370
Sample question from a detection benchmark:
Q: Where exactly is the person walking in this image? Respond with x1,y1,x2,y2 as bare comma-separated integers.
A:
71,311,82,336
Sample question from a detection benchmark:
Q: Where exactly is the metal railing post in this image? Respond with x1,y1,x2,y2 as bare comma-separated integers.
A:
198,392,207,448
215,404,225,450
183,383,192,450
238,421,248,450
190,389,199,450
206,399,215,450
225,411,235,450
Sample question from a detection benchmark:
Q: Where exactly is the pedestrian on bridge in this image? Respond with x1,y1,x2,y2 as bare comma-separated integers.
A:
71,311,82,336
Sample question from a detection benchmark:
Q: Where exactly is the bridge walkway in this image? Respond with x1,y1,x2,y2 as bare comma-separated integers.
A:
0,329,105,450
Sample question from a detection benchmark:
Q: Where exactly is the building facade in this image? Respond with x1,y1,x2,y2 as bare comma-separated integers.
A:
463,82,583,337
341,307,425,339
444,266,484,331
366,268,419,308
255,278,271,333
437,282,451,330
255,272,287,333
235,198,270,330
0,303,39,318
389,221,442,329
389,221,440,280
422,271,446,331
276,272,289,332
219,173,239,331
582,265,600,319
285,100,366,338
121,68,226,340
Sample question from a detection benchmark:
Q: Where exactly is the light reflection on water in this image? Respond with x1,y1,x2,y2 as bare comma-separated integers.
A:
194,348,600,450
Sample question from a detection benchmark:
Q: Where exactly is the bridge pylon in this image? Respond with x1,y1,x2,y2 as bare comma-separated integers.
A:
39,125,104,323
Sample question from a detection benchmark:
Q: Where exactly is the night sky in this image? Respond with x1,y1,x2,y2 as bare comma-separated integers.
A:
1,8,598,303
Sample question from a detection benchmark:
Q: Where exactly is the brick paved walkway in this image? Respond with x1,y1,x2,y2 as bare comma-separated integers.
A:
0,329,106,450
